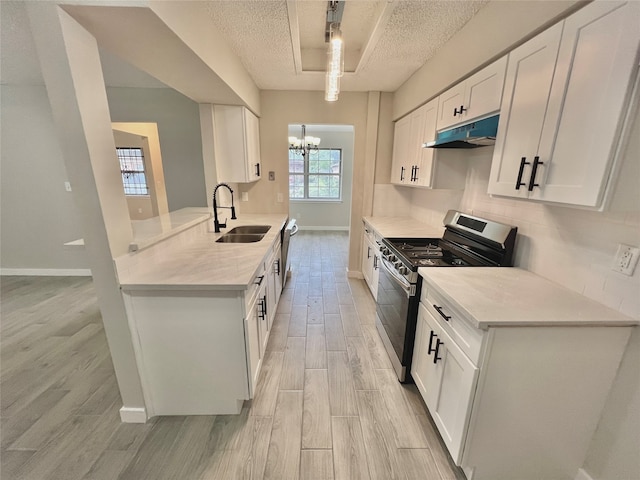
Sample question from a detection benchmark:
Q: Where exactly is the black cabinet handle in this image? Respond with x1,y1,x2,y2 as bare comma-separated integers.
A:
275,259,280,275
255,163,261,177
258,296,267,321
453,105,467,117
367,246,371,259
400,166,405,181
428,330,438,355
255,275,264,286
433,339,443,364
263,296,267,320
515,157,530,190
433,304,451,322
413,166,419,182
528,156,544,192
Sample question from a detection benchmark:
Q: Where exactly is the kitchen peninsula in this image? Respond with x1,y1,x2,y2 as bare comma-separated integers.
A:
114,209,288,418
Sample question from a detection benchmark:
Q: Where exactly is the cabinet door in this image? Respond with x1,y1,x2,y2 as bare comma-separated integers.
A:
370,250,380,300
361,233,374,285
429,323,479,464
437,82,467,130
244,109,262,182
257,282,269,356
488,23,563,198
391,115,411,184
414,98,439,187
407,106,426,184
411,304,443,410
245,299,261,396
533,1,640,206
464,56,507,122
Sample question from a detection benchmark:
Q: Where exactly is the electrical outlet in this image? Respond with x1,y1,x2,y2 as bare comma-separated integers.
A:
64,181,72,192
241,192,249,202
277,193,283,203
269,171,275,181
612,244,640,276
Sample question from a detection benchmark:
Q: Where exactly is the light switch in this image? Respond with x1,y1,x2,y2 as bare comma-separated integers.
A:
277,193,283,203
64,181,72,192
241,192,249,202
269,171,275,181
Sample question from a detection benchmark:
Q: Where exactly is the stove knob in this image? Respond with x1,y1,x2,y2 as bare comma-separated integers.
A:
399,266,409,275
389,254,397,263
381,247,389,256
394,261,403,269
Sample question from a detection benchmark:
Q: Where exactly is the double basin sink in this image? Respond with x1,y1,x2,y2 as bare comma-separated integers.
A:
215,225,271,243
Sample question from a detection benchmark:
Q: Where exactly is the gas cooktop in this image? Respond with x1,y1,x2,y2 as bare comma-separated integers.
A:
383,237,473,268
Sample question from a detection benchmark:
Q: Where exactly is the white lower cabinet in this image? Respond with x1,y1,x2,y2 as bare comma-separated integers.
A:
266,237,282,331
122,241,281,417
412,278,632,480
361,223,380,299
412,303,478,464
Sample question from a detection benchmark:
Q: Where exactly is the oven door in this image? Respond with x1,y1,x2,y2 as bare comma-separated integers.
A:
375,257,418,382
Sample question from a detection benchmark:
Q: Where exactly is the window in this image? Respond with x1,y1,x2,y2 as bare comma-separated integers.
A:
289,148,342,200
116,147,148,196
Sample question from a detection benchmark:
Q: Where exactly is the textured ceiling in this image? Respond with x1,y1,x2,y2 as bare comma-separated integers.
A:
1,0,488,94
204,0,489,92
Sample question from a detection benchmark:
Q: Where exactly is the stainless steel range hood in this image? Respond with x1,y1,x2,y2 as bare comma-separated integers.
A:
424,114,500,149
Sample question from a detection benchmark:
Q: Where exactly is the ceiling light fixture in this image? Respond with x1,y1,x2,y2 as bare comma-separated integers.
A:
288,124,320,157
325,1,345,102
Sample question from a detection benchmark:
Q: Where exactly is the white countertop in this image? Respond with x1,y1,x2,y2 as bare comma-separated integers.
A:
129,207,212,252
419,267,638,328
363,216,444,238
117,213,288,291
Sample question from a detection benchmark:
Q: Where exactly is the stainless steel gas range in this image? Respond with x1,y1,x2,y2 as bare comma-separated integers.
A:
375,210,517,382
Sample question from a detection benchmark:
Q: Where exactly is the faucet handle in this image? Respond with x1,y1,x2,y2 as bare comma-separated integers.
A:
220,217,227,229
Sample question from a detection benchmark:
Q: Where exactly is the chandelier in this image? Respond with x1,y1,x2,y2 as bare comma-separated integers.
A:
288,125,320,158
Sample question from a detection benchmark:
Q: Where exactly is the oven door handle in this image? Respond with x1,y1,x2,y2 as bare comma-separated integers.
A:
380,257,414,297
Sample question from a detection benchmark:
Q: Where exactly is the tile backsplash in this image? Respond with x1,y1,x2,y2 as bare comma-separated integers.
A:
404,147,640,319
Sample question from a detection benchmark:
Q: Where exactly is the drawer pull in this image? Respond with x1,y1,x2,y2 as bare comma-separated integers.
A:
433,304,451,322
428,330,438,355
433,339,443,364
255,275,264,286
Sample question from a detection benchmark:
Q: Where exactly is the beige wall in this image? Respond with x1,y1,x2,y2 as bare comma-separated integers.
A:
393,0,584,119
248,90,376,273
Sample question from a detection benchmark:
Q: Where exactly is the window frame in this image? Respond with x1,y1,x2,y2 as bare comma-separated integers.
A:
116,147,149,197
289,147,343,202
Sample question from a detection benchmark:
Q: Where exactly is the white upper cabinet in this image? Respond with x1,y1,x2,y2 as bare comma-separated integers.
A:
436,56,508,130
391,97,467,189
489,1,640,208
390,114,412,184
213,105,262,183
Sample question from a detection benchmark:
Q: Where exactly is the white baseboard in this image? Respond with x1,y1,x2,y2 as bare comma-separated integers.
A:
575,468,595,480
0,268,92,276
119,406,148,423
298,226,349,231
347,270,364,279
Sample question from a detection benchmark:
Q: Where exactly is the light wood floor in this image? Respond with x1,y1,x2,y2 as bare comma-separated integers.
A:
1,231,465,480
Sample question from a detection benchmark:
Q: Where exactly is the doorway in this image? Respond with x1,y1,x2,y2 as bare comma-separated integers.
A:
287,124,354,232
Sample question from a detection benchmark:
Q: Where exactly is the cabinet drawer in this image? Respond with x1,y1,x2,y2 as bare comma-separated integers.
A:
421,286,484,365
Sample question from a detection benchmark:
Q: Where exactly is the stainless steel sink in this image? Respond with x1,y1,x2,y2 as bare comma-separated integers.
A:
215,233,265,243
226,225,271,235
